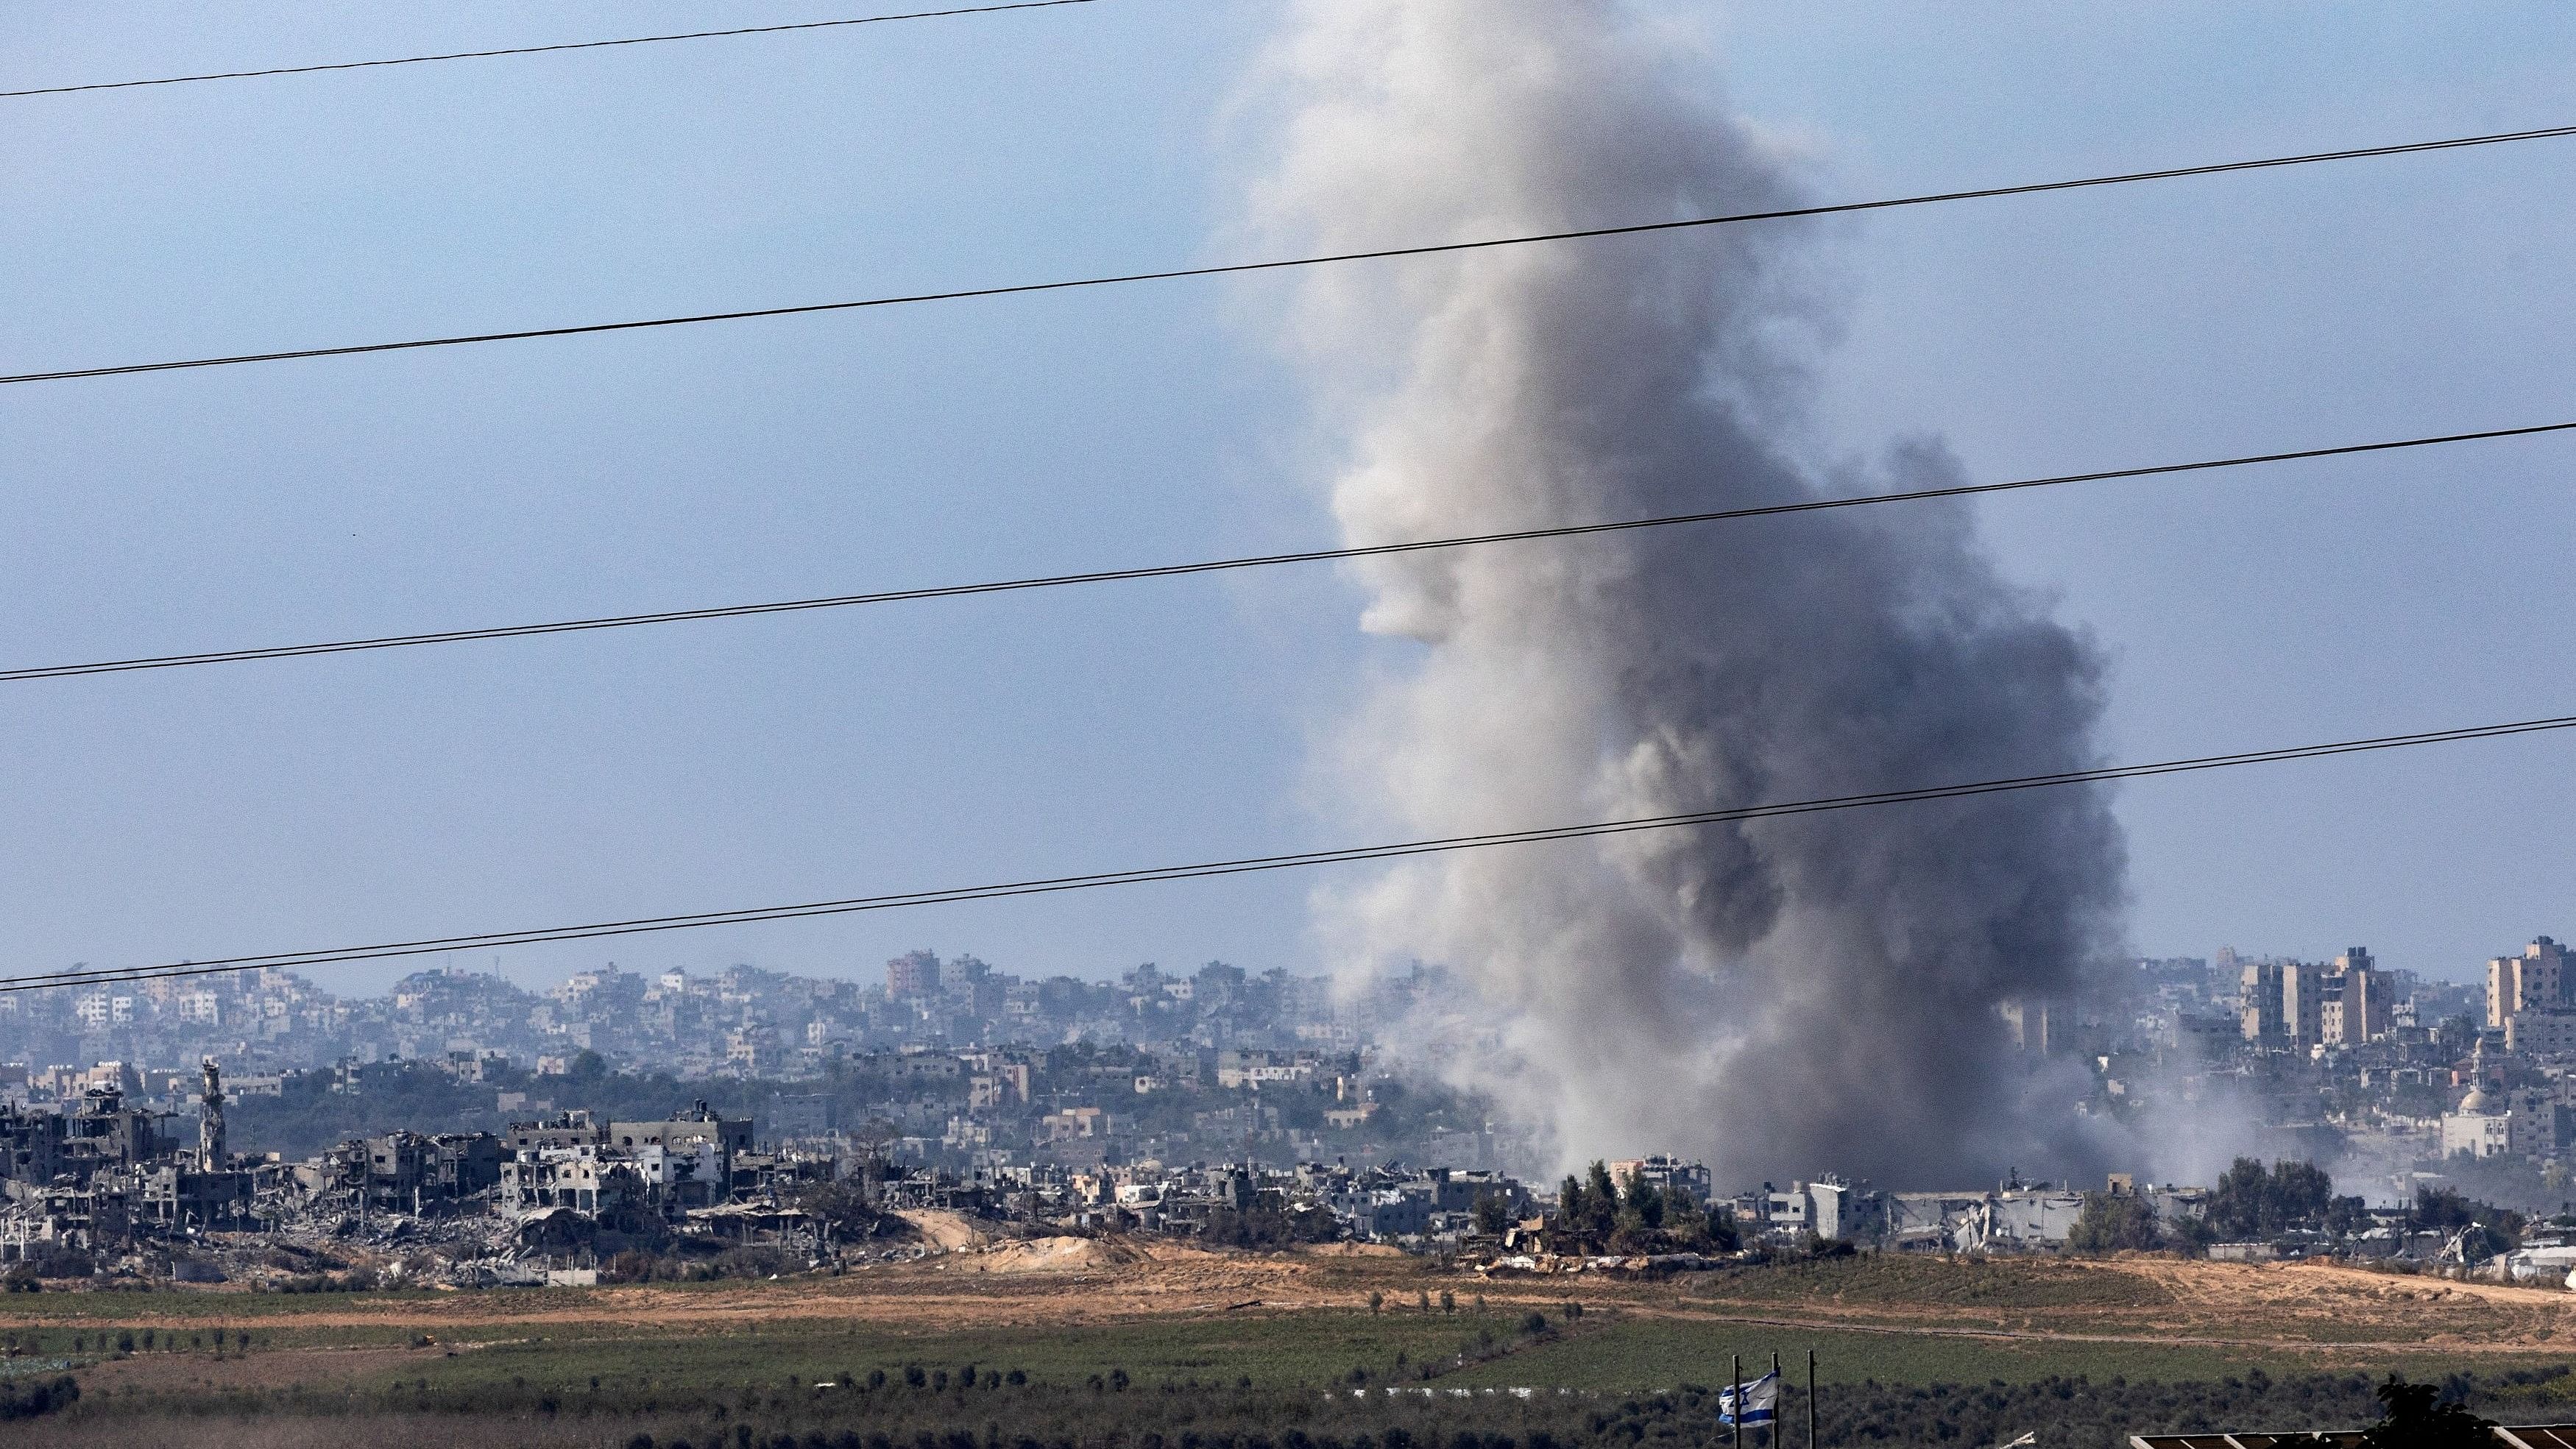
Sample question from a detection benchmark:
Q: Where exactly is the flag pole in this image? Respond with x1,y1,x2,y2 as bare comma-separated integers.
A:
1806,1347,1816,1449
1733,1354,1743,1449
1770,1353,1782,1448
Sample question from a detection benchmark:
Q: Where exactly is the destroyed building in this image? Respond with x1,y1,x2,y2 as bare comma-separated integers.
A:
0,1065,263,1252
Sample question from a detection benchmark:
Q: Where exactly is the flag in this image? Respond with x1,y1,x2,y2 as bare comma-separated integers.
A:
1717,1371,1779,1426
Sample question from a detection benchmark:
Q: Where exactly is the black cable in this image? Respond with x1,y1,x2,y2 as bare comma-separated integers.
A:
7,418,2567,686
13,709,2572,996
0,1,1101,101
7,122,2571,388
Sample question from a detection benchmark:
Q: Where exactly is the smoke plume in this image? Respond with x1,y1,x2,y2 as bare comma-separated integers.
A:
1247,0,2129,1185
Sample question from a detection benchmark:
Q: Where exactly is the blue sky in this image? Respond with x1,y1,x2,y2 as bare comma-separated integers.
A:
3,0,2570,994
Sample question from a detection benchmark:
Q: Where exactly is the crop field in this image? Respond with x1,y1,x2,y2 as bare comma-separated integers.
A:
3,1248,2573,1448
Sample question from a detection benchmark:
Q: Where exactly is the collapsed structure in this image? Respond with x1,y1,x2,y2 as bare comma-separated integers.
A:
0,1063,834,1276
0,1059,2455,1285
0,1064,252,1255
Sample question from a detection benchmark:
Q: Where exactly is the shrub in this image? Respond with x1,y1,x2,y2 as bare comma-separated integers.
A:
0,1375,77,1421
2067,1193,2162,1254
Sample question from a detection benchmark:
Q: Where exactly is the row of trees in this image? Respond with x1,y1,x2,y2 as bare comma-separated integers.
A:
2205,1158,2351,1239
1525,1160,1741,1254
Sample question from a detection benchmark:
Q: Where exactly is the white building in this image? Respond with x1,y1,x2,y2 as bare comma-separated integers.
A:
2442,1080,2513,1158
1607,1155,1713,1205
1989,1188,2089,1247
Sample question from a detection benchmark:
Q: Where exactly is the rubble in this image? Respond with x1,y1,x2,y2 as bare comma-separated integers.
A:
0,1066,899,1289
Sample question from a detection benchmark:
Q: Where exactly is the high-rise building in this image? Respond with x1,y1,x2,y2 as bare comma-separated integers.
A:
885,949,942,1002
2321,947,2391,1046
2282,960,2326,1046
2240,960,2285,1044
2001,998,2059,1054
2349,967,2393,1044
2489,938,2570,1029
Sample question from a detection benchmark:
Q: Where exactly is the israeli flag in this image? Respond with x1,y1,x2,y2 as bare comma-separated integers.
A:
1717,1371,1780,1426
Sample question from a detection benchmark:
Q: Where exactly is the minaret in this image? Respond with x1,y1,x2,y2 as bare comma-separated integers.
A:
198,1060,226,1169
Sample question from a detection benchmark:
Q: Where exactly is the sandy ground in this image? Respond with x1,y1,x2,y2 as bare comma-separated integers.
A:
1679,1255,2576,1355
3,1249,2569,1358
0,1236,1413,1333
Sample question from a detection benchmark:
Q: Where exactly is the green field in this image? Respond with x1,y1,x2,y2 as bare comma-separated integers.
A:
8,1255,2576,1448
11,1299,2558,1404
348,1312,1519,1400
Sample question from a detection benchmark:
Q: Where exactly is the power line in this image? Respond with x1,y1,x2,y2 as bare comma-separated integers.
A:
13,709,2572,996
7,418,2568,686
0,1,1100,101
7,121,2571,389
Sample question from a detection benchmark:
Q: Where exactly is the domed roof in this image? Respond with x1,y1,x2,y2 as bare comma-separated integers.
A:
2460,1085,2497,1115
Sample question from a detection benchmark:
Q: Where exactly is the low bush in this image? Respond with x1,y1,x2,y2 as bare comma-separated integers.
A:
0,1374,77,1421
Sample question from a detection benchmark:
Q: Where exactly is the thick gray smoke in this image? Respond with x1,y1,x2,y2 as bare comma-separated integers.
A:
1246,0,2129,1186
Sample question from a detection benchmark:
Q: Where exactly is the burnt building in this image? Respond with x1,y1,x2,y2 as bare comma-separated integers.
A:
0,1103,64,1184
138,1162,254,1227
60,1086,160,1175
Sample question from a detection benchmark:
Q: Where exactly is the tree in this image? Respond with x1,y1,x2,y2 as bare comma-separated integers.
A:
2413,1186,2475,1232
2066,1192,2160,1254
2361,1376,2492,1449
2267,1160,2333,1228
1662,1183,1699,1234
1471,1193,1510,1238
1557,1175,1586,1235
1584,1161,1620,1238
2207,1158,2271,1238
1624,1172,1664,1231
2162,1211,2212,1257
2209,1157,2336,1238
